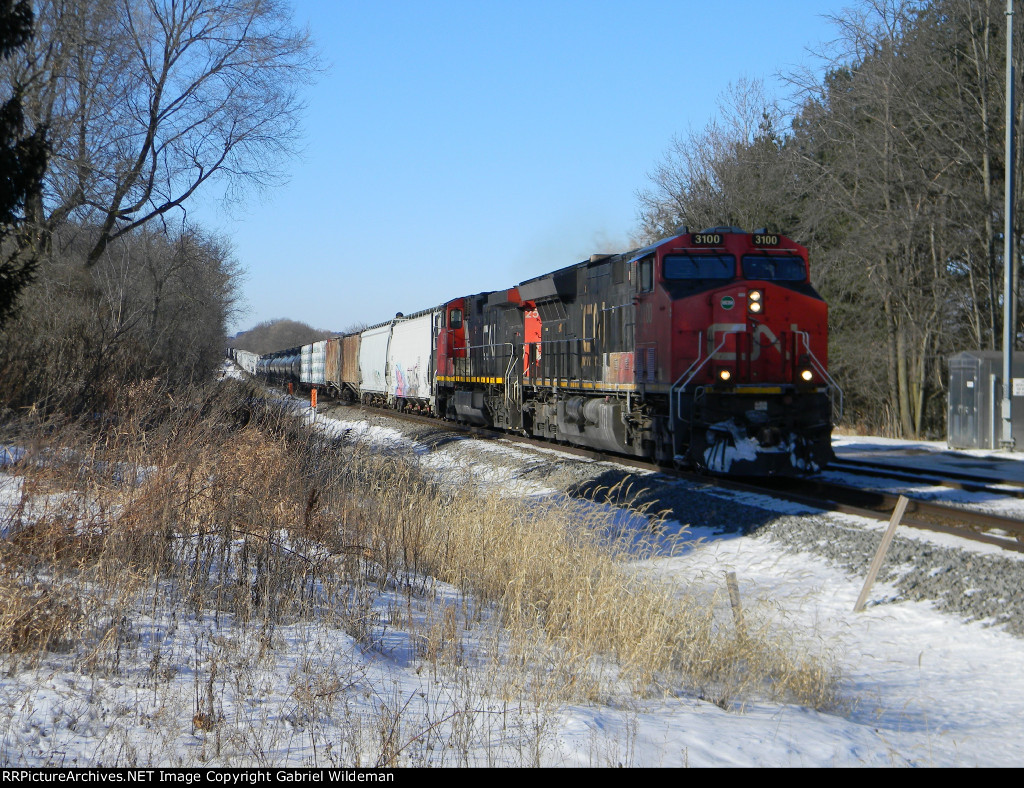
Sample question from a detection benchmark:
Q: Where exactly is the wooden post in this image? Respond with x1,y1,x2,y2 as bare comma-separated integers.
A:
725,571,744,636
854,495,910,613
288,382,293,396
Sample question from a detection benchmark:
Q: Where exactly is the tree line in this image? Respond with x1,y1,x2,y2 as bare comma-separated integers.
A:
0,0,314,414
636,0,1024,438
230,319,336,357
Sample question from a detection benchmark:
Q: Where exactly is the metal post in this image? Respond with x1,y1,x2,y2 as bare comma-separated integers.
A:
1002,0,1016,449
991,372,999,449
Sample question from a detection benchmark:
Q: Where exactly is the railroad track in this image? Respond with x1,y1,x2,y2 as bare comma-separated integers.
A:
826,457,1024,498
317,398,1024,553
744,475,1024,553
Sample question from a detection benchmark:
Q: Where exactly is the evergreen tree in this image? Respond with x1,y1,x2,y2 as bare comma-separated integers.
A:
0,0,47,326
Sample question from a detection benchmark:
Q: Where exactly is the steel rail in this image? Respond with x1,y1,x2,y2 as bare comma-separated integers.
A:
826,458,1024,498
730,476,1024,553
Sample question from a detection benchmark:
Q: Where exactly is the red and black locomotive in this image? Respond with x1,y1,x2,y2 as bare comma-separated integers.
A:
433,226,839,475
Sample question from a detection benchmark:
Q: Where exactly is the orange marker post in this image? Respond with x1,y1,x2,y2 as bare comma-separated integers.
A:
311,388,318,409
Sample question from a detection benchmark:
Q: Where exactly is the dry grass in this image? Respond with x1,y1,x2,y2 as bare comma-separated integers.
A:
404,485,840,709
0,376,842,765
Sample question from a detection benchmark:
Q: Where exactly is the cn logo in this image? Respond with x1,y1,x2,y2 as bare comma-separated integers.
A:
707,323,782,361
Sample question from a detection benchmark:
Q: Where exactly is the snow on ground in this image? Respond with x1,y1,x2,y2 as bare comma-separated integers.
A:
641,532,1024,767
3,397,1024,767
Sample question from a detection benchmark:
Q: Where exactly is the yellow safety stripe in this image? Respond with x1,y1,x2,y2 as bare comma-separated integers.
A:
437,376,505,384
438,375,639,392
732,386,784,394
533,379,638,391
436,379,810,395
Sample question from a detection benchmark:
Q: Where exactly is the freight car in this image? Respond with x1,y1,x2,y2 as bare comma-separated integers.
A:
251,226,840,476
257,345,302,384
229,348,260,376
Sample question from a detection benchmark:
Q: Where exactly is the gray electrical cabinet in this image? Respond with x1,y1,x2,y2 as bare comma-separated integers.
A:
948,351,1024,449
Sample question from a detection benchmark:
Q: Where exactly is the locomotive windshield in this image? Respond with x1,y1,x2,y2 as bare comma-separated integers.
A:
741,254,806,281
663,253,735,279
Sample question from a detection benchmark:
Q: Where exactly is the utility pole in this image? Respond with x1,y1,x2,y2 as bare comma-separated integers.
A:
1002,0,1016,450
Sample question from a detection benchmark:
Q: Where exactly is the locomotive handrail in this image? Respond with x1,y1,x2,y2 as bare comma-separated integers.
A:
451,342,517,353
796,330,844,422
675,335,709,393
669,328,744,458
532,336,600,387
503,347,519,408
450,342,516,371
446,341,520,410
674,328,743,395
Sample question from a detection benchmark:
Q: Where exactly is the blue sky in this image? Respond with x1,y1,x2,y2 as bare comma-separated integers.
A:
197,1,850,335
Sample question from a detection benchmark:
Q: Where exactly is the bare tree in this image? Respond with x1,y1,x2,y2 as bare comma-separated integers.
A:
230,318,333,356
0,220,241,411
634,78,788,243
6,0,317,264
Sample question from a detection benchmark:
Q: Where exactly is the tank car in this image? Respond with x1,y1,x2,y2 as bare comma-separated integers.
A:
258,346,302,386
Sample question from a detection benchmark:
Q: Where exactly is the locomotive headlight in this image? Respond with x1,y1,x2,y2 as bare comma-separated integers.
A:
719,369,732,382
800,369,814,382
748,290,764,314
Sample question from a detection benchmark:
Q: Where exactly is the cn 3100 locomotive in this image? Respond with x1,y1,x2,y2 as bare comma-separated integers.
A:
238,227,841,476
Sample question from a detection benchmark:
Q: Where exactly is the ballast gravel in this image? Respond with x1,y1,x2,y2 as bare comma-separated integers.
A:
335,405,1024,638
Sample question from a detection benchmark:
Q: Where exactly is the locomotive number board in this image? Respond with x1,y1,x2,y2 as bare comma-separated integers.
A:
691,232,723,246
752,233,780,246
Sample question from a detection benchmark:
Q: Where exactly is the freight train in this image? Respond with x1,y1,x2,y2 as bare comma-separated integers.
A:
232,226,841,475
